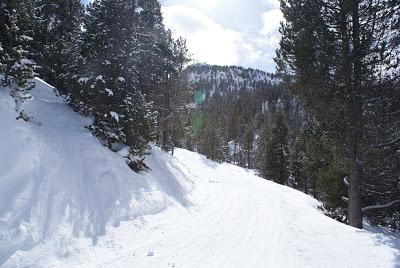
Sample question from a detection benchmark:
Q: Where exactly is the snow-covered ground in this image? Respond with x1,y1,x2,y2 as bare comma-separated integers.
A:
0,79,399,267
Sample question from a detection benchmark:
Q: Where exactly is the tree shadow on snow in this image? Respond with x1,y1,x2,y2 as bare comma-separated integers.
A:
362,224,400,267
200,155,219,169
0,146,193,266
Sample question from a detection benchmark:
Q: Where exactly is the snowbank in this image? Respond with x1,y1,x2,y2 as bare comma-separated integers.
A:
0,79,193,264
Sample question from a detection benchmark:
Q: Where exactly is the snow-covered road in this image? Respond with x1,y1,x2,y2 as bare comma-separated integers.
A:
83,149,399,268
12,149,398,268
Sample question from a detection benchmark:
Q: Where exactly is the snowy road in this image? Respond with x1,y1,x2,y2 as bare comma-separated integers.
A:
4,148,400,267
14,149,397,268
84,149,399,268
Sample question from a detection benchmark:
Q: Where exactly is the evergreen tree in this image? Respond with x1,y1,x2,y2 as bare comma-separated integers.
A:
276,0,400,228
256,100,289,184
0,41,4,73
32,0,84,92
134,0,191,153
362,77,400,228
0,0,36,114
155,35,191,152
79,0,156,161
199,95,228,162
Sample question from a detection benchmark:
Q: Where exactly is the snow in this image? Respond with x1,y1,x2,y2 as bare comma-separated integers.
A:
135,7,144,14
78,77,89,84
187,65,279,96
185,102,197,109
0,79,192,266
96,75,105,83
20,35,33,41
228,140,241,157
104,88,113,96
0,79,399,267
110,111,119,122
362,200,400,212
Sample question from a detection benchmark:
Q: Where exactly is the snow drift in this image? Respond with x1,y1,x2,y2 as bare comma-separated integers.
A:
0,79,399,267
0,79,193,264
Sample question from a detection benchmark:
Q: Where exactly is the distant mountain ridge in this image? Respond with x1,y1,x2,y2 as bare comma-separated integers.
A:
184,64,278,98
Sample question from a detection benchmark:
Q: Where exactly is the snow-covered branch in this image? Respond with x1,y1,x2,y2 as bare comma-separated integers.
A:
376,136,400,148
362,200,400,212
343,176,349,187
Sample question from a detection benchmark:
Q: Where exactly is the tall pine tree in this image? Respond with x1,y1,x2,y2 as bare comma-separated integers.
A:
32,0,84,93
277,0,400,228
0,0,36,114
79,0,156,161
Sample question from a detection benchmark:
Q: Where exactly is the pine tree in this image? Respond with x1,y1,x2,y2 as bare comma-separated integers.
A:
32,0,84,93
79,0,156,162
0,41,4,73
277,0,400,228
362,76,400,228
134,0,191,153
155,34,191,152
0,0,36,114
256,100,289,184
200,94,228,162
291,132,310,192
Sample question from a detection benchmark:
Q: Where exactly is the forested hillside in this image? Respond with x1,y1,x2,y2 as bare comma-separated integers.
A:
0,0,190,169
185,64,278,97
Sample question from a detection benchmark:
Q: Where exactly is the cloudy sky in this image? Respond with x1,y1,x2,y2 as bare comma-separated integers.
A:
161,0,282,72
82,0,283,72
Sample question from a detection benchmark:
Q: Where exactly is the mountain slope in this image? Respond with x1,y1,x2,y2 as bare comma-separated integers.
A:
0,79,193,265
185,64,278,98
0,79,399,267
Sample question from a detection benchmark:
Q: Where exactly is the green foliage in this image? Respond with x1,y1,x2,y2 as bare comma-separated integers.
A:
0,0,36,112
77,0,158,157
198,94,228,162
194,90,205,104
256,105,289,185
276,0,400,228
32,0,84,92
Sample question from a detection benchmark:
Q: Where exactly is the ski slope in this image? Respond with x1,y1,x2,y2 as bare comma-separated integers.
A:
0,79,399,267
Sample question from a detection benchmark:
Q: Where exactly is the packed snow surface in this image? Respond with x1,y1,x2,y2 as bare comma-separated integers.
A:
1,79,399,267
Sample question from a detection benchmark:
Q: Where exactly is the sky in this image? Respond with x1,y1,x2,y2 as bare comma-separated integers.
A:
161,0,283,72
81,0,283,73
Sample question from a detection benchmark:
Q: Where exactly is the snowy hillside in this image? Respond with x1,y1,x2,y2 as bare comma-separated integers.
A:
185,64,278,97
0,79,193,266
1,79,399,267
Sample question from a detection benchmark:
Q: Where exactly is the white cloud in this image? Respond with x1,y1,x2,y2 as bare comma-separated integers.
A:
162,5,255,66
263,0,280,8
193,0,219,9
261,9,283,35
82,0,282,71
161,1,283,72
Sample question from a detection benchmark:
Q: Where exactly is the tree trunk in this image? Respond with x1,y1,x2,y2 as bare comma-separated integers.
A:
304,176,308,195
233,137,237,164
162,74,170,151
347,133,363,228
347,0,363,229
312,170,317,199
247,131,253,168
